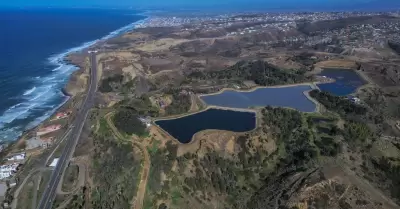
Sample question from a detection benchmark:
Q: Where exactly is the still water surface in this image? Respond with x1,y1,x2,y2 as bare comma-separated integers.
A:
317,68,367,96
200,85,316,112
155,109,256,143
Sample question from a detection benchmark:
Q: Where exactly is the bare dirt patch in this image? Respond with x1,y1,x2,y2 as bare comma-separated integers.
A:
136,38,189,52
315,59,358,69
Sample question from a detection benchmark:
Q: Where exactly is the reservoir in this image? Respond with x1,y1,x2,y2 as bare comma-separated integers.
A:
155,109,256,144
317,68,367,96
200,85,316,112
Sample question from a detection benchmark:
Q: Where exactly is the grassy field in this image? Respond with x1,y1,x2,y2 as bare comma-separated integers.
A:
62,165,79,192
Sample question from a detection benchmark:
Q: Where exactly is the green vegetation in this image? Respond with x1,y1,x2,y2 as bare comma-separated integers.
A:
62,165,79,192
16,180,34,209
117,95,159,117
372,157,400,201
141,107,366,208
99,74,124,93
113,108,147,136
163,89,191,115
143,141,180,209
343,121,373,143
290,52,321,67
91,131,141,209
187,60,311,86
64,187,87,209
309,90,367,117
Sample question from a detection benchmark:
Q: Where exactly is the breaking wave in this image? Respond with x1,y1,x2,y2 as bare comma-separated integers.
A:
0,17,147,143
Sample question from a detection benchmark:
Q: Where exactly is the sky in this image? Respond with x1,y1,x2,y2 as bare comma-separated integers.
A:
1,0,399,10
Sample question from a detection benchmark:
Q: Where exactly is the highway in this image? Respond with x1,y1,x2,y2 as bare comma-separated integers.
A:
36,52,98,209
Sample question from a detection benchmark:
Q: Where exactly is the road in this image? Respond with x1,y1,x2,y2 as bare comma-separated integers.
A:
36,52,98,209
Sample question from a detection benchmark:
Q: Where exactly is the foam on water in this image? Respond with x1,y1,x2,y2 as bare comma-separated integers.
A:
23,87,37,96
0,17,147,143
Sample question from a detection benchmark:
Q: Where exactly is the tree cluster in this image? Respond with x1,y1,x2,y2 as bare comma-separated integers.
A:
98,74,124,93
91,134,141,209
309,90,367,117
164,90,191,116
188,60,311,86
113,108,146,136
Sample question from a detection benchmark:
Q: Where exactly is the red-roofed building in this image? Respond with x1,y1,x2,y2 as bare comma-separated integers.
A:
54,110,72,120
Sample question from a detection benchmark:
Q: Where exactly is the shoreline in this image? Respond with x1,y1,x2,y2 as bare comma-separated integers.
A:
154,105,257,122
198,82,318,98
3,14,149,148
153,106,259,145
197,82,321,112
315,66,372,95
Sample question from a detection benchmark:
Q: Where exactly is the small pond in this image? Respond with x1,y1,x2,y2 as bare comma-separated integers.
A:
317,68,367,96
155,109,256,144
200,85,316,112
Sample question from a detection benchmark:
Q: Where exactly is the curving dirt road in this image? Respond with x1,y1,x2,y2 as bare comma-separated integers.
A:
105,112,151,209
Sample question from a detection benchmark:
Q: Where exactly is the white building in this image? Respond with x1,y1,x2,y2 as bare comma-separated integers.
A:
49,158,59,167
7,153,26,161
0,163,19,179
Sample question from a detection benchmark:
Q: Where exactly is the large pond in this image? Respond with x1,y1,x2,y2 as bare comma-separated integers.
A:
200,85,316,112
317,68,367,96
155,109,256,144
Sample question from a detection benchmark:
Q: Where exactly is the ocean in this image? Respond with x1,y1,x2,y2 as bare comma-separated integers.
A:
0,8,146,142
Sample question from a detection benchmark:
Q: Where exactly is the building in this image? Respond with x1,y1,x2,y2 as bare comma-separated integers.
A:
0,163,19,179
49,158,59,167
8,178,16,188
7,153,26,162
348,96,361,104
54,110,71,120
138,117,152,128
26,136,53,150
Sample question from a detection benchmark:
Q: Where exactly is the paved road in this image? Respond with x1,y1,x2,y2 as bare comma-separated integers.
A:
37,53,98,209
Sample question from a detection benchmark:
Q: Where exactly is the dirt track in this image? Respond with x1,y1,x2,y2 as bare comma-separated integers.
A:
105,112,150,209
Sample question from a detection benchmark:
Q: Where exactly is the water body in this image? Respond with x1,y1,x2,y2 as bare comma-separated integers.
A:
200,85,316,112
0,8,146,142
317,68,367,96
155,109,256,144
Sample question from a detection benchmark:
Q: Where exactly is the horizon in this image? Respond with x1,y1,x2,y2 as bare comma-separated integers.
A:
1,0,400,12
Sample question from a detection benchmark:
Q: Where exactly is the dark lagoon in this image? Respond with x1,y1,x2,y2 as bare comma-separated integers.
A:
200,85,316,112
155,109,256,144
317,68,367,96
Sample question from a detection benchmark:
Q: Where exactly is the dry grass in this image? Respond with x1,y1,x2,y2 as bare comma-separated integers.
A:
315,59,358,69
136,38,189,52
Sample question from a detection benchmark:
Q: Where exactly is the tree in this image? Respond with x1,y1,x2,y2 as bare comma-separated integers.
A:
113,109,146,136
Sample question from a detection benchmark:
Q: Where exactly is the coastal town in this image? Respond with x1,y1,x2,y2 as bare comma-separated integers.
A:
1,8,400,209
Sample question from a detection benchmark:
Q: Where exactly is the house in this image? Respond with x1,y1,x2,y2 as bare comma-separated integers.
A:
349,96,361,104
7,153,26,161
54,110,71,120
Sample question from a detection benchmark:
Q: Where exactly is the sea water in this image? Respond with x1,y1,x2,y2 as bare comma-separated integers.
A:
0,8,146,142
